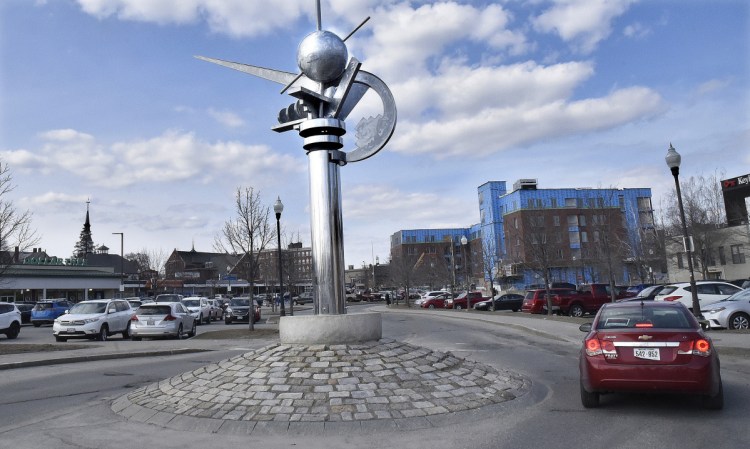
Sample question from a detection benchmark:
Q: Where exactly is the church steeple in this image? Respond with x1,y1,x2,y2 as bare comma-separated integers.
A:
74,199,95,258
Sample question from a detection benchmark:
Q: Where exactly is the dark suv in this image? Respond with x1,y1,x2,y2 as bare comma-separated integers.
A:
31,299,72,327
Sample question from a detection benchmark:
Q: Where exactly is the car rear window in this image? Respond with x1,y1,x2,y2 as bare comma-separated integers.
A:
138,306,172,315
597,306,693,329
658,286,678,295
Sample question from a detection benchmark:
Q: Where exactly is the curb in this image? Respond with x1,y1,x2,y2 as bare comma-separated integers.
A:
0,348,212,371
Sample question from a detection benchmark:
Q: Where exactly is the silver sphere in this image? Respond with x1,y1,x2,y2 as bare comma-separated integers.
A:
297,30,348,83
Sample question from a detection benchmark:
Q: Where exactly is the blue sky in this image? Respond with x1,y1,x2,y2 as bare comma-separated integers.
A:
1,0,748,269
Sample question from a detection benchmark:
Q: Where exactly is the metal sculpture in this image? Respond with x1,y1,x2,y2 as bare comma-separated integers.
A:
197,1,396,315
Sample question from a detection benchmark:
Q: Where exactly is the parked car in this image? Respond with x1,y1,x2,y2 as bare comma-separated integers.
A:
224,297,261,324
15,302,35,324
654,281,742,311
701,288,750,330
521,288,577,314
130,302,197,340
181,297,212,325
578,301,722,409
295,291,314,305
474,293,525,312
446,291,487,310
52,299,134,342
0,302,22,339
126,297,152,310
420,293,451,309
154,294,184,303
31,299,72,327
560,284,631,317
618,285,666,302
207,299,223,321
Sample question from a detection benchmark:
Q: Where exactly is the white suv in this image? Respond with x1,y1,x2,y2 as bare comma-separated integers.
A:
53,299,134,342
654,281,742,311
0,302,22,340
181,297,212,325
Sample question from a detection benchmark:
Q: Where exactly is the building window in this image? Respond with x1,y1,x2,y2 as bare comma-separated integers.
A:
567,215,578,226
578,215,586,226
514,217,518,229
593,231,600,242
677,252,684,269
587,198,595,208
637,197,652,210
580,231,588,243
569,231,580,244
536,199,543,208
731,245,746,264
565,198,576,208
597,198,604,208
528,199,535,208
553,216,560,226
718,246,726,265
551,198,557,208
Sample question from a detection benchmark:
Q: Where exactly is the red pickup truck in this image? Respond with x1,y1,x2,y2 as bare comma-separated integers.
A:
558,283,628,317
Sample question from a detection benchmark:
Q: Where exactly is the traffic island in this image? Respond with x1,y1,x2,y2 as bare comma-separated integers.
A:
113,338,527,433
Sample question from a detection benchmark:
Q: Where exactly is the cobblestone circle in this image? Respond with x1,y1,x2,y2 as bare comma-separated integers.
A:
121,338,525,423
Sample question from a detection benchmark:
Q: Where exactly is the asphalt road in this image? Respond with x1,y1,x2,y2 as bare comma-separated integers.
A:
1,308,748,449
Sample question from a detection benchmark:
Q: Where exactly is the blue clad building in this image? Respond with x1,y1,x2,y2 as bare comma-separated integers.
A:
391,179,655,291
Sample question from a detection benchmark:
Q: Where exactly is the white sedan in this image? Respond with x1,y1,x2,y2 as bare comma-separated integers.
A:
702,289,750,329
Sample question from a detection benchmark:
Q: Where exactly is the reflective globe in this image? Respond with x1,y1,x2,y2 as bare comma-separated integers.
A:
297,30,348,83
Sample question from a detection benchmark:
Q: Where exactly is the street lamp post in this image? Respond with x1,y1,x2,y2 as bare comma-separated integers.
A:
666,144,701,318
274,197,286,317
112,232,124,297
461,235,469,312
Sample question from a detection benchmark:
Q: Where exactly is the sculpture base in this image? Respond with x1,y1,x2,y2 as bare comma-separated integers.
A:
279,312,381,344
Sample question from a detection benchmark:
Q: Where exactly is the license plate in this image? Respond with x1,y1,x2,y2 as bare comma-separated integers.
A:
634,348,660,360
67,328,75,333
147,320,154,326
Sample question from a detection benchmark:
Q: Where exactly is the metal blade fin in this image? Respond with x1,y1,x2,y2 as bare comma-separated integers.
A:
195,55,297,85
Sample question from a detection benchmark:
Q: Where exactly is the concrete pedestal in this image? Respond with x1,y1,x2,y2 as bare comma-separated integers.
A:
279,312,382,344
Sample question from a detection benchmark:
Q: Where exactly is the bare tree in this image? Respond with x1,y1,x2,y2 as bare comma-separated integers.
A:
506,210,567,315
659,170,729,279
480,236,499,310
388,251,420,307
214,187,273,330
0,160,40,281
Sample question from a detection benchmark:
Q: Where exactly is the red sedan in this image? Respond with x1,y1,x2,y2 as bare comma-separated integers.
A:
420,293,451,309
579,301,722,409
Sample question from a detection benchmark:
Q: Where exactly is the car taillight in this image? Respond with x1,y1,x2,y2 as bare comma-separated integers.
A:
662,296,681,302
163,314,177,321
585,338,615,357
130,315,139,322
677,338,712,357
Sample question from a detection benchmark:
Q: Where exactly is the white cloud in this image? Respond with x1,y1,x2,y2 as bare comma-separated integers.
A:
24,192,89,205
533,0,637,53
207,108,245,128
75,0,310,37
3,129,305,189
623,22,650,39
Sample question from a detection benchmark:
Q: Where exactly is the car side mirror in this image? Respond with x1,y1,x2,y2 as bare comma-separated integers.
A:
108,307,116,314
579,323,593,332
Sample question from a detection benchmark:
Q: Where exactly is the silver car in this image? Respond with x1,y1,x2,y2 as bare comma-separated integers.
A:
181,297,212,325
702,289,750,330
130,302,196,340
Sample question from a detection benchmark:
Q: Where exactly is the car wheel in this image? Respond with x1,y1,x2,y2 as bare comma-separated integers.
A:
122,322,131,339
131,337,142,341
580,380,599,408
225,319,232,325
728,312,750,330
175,324,183,340
569,304,584,318
33,322,41,328
55,336,67,342
204,314,211,325
197,314,203,325
96,324,108,342
428,304,435,309
6,322,20,339
187,320,197,337
702,382,723,410
512,308,519,312
456,305,463,310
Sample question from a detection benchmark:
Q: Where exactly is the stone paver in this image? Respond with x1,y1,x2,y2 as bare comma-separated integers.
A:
114,338,527,433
